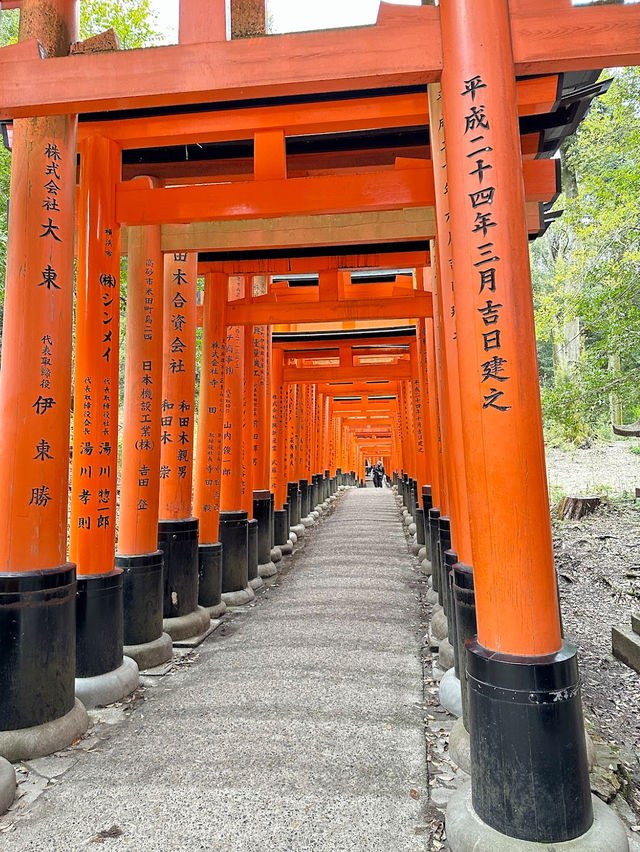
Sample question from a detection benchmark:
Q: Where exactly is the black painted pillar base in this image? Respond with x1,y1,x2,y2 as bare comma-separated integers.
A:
421,486,433,563
254,490,278,576
437,516,451,609
287,482,300,527
0,565,78,733
274,507,293,556
198,543,226,619
453,563,476,731
415,508,426,547
299,478,310,519
324,470,330,502
310,474,320,511
158,518,199,618
75,569,140,709
288,482,305,538
402,473,409,508
76,569,124,679
117,550,173,671
269,492,275,547
219,510,254,605
158,517,210,641
0,565,90,761
247,518,264,590
467,640,592,843
428,508,441,593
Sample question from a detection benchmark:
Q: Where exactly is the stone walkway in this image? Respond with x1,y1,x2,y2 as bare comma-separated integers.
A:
0,489,429,851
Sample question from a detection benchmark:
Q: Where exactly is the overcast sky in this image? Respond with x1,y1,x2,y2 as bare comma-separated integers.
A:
149,0,422,42
149,0,639,42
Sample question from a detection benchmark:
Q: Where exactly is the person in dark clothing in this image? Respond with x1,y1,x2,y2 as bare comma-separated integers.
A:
372,460,385,488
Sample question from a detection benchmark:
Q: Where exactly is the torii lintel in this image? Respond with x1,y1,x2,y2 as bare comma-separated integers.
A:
1,3,640,119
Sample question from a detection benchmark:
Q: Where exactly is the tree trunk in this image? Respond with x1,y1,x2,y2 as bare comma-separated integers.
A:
556,496,602,520
608,353,622,426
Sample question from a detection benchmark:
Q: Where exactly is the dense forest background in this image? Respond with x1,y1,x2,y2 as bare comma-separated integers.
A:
0,4,639,446
532,67,640,444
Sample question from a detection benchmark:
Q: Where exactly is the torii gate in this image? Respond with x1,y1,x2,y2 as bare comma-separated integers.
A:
0,0,638,848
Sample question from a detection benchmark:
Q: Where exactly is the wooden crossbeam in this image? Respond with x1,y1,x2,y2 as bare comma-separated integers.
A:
286,347,409,359
198,251,430,275
511,3,640,75
319,381,399,395
2,5,639,119
116,167,435,225
225,292,433,326
142,201,543,254
284,363,411,384
0,15,441,119
261,282,414,303
116,160,556,226
76,77,558,149
273,335,415,351
80,93,429,149
157,209,434,254
332,408,397,416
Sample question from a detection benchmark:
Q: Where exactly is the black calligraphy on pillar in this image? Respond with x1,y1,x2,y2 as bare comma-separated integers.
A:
36,143,64,294
461,75,511,413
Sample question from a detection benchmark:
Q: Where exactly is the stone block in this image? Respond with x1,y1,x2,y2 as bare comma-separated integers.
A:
70,29,119,55
612,624,640,673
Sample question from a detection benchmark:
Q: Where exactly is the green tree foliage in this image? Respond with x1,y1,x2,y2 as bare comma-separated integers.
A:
532,67,640,443
79,1,161,49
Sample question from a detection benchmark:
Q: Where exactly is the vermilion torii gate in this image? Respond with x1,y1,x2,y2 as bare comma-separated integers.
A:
0,0,639,847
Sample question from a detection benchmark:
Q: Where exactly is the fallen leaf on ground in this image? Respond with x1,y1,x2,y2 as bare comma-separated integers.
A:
91,825,124,843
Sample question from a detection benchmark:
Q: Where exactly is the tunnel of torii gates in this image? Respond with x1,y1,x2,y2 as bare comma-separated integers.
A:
0,0,639,847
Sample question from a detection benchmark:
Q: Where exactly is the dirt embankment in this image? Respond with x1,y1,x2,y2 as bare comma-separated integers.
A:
546,439,640,818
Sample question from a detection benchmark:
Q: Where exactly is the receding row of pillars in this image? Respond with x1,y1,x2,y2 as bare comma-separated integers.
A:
1,219,361,734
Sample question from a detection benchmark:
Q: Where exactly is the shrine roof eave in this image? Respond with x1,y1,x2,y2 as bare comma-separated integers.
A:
272,326,417,344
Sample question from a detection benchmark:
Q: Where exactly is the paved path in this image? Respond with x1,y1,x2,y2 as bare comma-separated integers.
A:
1,489,428,851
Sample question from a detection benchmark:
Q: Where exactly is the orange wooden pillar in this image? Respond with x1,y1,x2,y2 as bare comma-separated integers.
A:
422,313,447,513
270,347,292,554
398,381,414,509
69,134,140,707
115,204,173,670
298,384,313,524
219,277,254,603
439,0,591,844
410,341,430,493
248,275,277,578
311,385,324,510
270,348,287,511
429,86,473,568
157,252,209,639
0,0,87,748
414,314,439,572
285,383,303,535
321,392,331,500
193,272,228,618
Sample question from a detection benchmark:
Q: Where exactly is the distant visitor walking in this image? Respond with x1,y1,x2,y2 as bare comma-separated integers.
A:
372,460,385,488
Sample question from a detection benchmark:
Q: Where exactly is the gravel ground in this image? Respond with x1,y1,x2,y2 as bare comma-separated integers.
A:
546,438,640,497
546,438,640,819
0,490,429,852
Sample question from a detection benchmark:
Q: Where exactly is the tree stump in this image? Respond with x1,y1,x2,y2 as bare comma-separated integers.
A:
556,496,602,520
